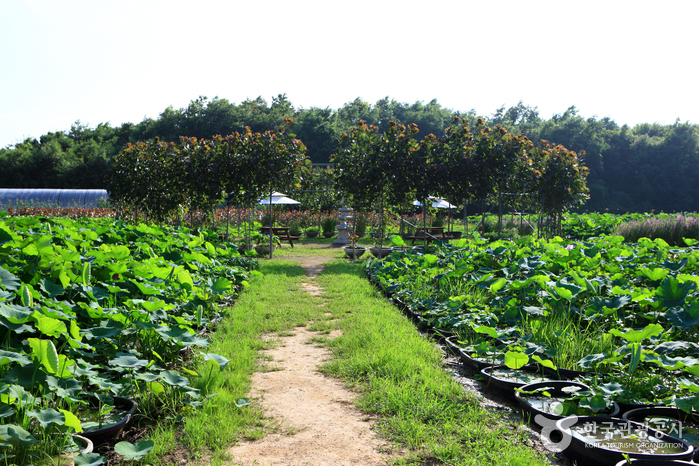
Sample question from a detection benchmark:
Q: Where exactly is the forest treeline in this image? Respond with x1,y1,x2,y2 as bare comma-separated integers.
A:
1,94,697,213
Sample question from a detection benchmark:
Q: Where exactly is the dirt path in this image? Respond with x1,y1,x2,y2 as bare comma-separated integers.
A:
227,253,399,466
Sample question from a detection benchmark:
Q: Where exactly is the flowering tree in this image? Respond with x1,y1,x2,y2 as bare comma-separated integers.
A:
107,139,188,222
334,121,422,248
534,140,590,235
107,120,309,230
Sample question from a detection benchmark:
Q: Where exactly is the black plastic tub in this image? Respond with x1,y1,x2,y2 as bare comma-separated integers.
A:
480,365,563,400
80,396,138,446
516,380,619,426
614,459,697,465
556,416,694,465
623,406,699,463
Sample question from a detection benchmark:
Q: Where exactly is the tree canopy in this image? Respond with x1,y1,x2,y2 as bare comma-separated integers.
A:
1,96,697,213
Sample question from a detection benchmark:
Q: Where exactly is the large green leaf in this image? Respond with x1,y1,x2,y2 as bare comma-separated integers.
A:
27,408,65,428
504,351,529,370
34,315,68,338
0,269,20,291
0,303,32,323
82,326,122,340
60,409,83,432
638,267,668,282
74,453,108,466
656,276,696,308
160,370,190,387
473,325,498,339
209,277,232,295
667,302,699,330
0,424,38,447
0,226,13,244
489,278,508,293
577,353,606,369
109,354,149,369
0,403,16,419
114,440,154,461
27,338,59,374
39,279,65,298
203,353,230,370
608,323,664,343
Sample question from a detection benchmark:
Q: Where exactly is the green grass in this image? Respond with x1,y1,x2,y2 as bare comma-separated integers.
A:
145,246,551,465
317,261,548,465
520,310,615,371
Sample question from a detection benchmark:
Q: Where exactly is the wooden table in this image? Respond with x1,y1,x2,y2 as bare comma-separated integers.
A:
260,227,297,247
404,226,445,245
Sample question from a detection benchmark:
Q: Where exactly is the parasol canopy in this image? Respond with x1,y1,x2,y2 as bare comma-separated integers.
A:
413,197,457,209
258,191,301,205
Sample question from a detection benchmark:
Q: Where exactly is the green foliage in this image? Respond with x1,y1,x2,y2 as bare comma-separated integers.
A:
321,217,336,233
354,213,368,237
3,96,699,214
366,224,699,404
0,216,257,462
288,220,302,236
107,122,309,222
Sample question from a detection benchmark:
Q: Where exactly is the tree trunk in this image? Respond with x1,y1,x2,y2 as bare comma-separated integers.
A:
268,188,273,259
497,191,503,240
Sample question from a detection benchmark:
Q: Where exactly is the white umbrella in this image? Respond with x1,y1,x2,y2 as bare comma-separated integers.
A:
258,191,300,205
413,197,457,209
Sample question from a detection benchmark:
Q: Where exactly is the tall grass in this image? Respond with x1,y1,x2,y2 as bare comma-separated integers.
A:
520,311,615,371
612,214,699,245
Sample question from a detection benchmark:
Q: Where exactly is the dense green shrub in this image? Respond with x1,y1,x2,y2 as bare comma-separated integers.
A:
322,216,336,233
355,213,368,237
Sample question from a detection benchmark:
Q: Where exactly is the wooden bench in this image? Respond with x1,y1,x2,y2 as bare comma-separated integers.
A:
403,227,445,245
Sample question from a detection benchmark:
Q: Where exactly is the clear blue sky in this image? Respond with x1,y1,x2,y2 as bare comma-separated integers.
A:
2,0,697,148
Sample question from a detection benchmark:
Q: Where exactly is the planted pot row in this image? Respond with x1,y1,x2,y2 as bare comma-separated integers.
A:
390,296,699,466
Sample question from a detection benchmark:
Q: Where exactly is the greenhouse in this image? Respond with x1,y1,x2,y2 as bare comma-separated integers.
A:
0,188,108,208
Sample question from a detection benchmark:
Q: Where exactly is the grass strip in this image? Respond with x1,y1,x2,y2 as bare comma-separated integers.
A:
147,250,551,465
316,260,550,466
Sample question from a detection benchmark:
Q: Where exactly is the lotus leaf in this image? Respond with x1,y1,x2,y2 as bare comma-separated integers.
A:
160,370,190,387
114,439,154,461
28,408,65,428
0,424,38,447
656,276,696,308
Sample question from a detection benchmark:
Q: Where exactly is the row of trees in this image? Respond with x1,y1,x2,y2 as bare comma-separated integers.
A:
333,118,588,240
2,96,698,213
106,122,308,222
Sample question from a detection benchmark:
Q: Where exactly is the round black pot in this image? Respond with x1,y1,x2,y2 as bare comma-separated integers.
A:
458,348,504,372
516,381,620,426
254,246,275,256
542,366,596,380
323,231,334,238
80,396,138,446
430,327,454,344
480,365,561,400
617,401,656,416
443,336,462,357
305,230,319,238
614,459,698,465
343,246,366,259
623,406,699,463
369,247,393,258
556,416,694,465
